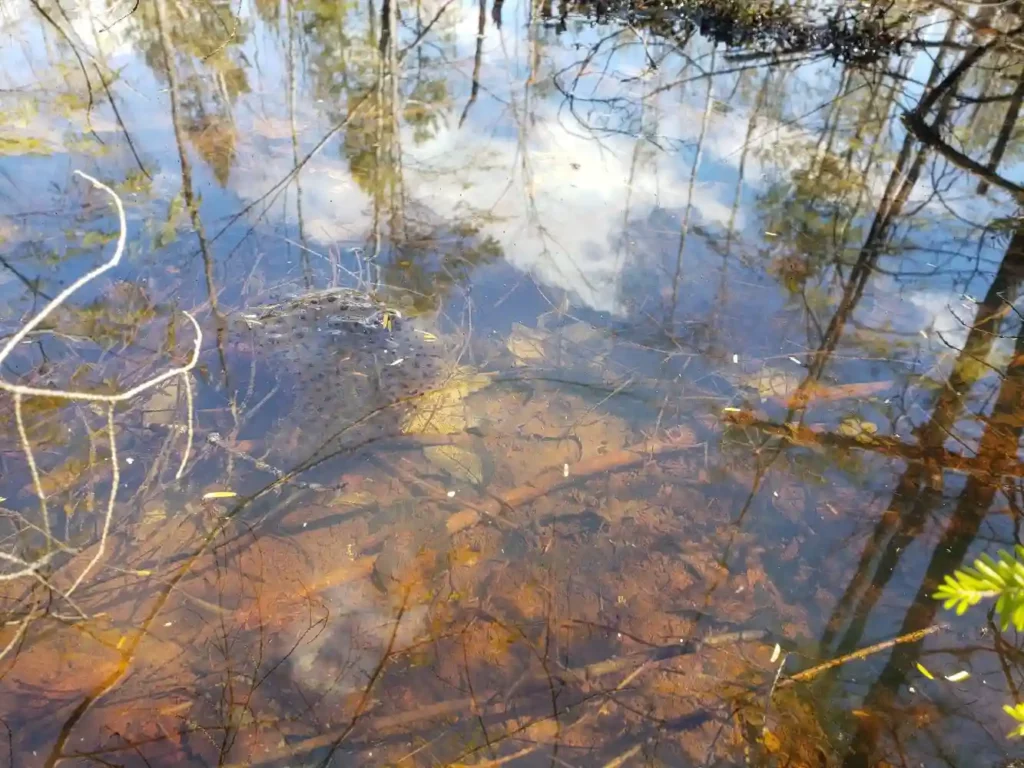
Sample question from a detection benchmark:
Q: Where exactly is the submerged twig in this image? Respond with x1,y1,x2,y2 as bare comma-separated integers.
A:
724,409,1024,479
440,427,702,536
573,629,770,680
781,624,947,686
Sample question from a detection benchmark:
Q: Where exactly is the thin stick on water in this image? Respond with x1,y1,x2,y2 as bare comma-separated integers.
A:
176,371,194,480
0,171,202,403
0,609,39,666
0,170,128,376
0,550,57,582
761,650,788,738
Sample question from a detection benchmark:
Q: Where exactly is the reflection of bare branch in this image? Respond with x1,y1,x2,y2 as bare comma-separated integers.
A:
101,0,141,32
28,0,102,143
903,110,1024,199
397,0,457,61
208,93,372,245
668,48,714,324
93,64,152,181
915,37,996,118
458,0,487,128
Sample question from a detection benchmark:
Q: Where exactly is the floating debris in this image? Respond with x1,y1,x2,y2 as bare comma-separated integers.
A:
202,491,238,500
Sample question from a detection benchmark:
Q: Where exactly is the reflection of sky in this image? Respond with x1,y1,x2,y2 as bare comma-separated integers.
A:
225,3,823,316
227,0,755,314
0,0,1020,339
223,0,1019,327
0,0,1017,318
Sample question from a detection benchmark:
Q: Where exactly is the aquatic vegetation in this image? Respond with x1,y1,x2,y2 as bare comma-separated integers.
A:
935,547,1024,629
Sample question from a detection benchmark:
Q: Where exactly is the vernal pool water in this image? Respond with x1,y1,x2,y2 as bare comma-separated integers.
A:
0,0,1022,765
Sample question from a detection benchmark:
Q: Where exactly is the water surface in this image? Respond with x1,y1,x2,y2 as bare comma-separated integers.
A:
1,0,1023,765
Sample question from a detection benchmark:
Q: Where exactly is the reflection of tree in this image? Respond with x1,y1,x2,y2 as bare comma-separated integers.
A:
726,198,1024,766
152,0,227,386
841,256,1024,765
125,0,249,187
296,0,502,311
765,23,961,421
785,32,1024,765
823,228,1024,648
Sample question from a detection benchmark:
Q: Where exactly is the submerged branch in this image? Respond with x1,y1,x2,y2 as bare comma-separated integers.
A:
724,409,1024,479
439,427,702,536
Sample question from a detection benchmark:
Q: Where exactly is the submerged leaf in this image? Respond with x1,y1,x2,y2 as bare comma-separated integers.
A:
202,491,238,499
423,444,484,485
401,368,488,435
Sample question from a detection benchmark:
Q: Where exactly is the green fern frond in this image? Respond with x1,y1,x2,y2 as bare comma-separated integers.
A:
1004,703,1024,738
933,546,1024,631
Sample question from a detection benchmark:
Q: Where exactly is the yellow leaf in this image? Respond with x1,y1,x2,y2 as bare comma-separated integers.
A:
202,491,238,500
423,445,484,485
915,662,934,680
401,368,488,435
761,729,782,753
448,544,480,568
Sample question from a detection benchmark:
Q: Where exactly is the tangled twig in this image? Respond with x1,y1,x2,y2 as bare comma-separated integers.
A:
0,170,203,620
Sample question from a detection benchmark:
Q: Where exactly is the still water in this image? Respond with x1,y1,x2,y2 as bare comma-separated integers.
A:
0,0,1023,765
